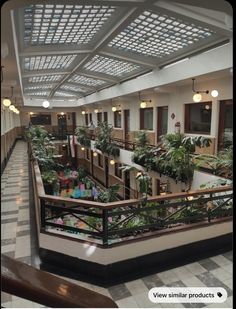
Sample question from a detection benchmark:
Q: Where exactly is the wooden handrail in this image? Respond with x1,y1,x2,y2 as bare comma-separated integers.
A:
1,254,118,308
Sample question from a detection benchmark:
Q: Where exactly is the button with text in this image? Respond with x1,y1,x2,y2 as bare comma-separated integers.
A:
148,287,227,303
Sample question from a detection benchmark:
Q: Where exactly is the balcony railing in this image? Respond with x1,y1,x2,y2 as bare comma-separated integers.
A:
39,185,232,247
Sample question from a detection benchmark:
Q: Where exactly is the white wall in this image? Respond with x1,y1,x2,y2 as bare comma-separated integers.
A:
1,106,21,136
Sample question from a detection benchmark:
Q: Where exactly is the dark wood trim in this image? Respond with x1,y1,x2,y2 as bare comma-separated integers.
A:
157,106,168,142
2,254,117,307
218,99,233,151
39,232,232,286
85,113,89,126
103,111,108,122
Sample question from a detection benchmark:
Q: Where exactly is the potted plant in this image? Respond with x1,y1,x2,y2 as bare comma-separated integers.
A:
75,127,91,148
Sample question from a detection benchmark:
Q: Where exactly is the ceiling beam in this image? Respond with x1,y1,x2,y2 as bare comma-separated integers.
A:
22,70,70,78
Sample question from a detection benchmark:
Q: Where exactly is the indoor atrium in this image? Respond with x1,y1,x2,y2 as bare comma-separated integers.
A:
1,0,233,308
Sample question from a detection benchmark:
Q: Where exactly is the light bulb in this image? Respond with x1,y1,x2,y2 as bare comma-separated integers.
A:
3,98,11,107
60,112,65,115
112,106,117,112
205,105,210,110
140,101,147,108
110,159,115,165
15,109,20,114
42,100,50,108
94,109,99,113
9,105,15,111
82,110,86,115
29,112,34,115
211,90,218,98
136,172,142,177
193,93,202,102
93,151,98,157
81,147,85,151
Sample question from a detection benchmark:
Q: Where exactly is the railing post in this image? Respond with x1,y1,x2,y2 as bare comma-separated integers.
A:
102,209,108,246
40,199,46,229
207,193,213,223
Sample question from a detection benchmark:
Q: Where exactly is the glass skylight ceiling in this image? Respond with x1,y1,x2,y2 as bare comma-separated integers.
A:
25,91,50,96
24,4,116,46
24,55,77,70
68,74,107,87
16,1,229,102
28,75,63,83
83,55,141,77
61,84,90,93
108,11,215,57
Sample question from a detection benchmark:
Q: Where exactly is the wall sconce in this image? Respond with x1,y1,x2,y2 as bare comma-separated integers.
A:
42,100,50,108
138,91,151,108
60,112,65,115
94,108,99,114
81,147,85,151
110,159,115,165
192,78,218,102
93,151,98,157
112,106,117,112
81,110,86,115
2,86,14,107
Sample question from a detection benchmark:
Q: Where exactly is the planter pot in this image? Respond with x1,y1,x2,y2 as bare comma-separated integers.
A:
44,184,53,195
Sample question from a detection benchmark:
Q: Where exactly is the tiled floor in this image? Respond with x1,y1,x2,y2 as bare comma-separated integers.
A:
1,141,233,308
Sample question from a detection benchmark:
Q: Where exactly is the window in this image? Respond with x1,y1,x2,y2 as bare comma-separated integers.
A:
140,108,153,130
98,153,103,167
114,111,121,128
30,114,51,125
89,113,92,123
185,102,212,134
115,163,122,178
103,112,108,122
97,112,102,124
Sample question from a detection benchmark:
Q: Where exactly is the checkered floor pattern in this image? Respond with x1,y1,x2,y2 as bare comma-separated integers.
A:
1,141,233,308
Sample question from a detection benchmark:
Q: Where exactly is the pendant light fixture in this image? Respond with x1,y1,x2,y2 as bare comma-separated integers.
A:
139,91,147,108
42,100,50,108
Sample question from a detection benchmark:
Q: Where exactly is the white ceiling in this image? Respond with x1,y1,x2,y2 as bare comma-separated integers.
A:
1,0,232,108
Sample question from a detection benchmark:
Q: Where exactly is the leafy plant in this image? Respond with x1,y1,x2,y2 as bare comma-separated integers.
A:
77,166,87,181
94,122,120,157
75,127,91,148
41,170,58,185
98,183,120,203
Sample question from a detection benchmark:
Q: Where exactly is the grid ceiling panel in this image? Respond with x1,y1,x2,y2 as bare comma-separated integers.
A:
24,55,77,70
24,85,53,90
28,75,63,83
68,74,107,87
25,91,50,96
24,4,116,46
61,84,90,93
54,91,77,97
83,55,141,77
108,10,215,57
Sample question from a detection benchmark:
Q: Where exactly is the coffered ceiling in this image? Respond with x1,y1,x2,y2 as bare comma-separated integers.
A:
1,0,232,107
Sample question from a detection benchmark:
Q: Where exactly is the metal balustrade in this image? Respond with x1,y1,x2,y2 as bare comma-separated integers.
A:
39,185,232,247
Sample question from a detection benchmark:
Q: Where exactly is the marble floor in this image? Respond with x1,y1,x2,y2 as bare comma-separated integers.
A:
1,141,233,308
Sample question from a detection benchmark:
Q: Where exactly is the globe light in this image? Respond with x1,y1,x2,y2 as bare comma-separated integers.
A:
110,159,115,165
42,100,50,108
211,90,219,98
9,104,15,111
93,151,98,157
112,106,117,112
193,93,202,102
81,110,86,115
3,98,11,107
140,101,147,108
205,105,210,110
60,112,65,115
29,112,34,115
15,109,20,114
94,109,99,113
81,147,85,151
